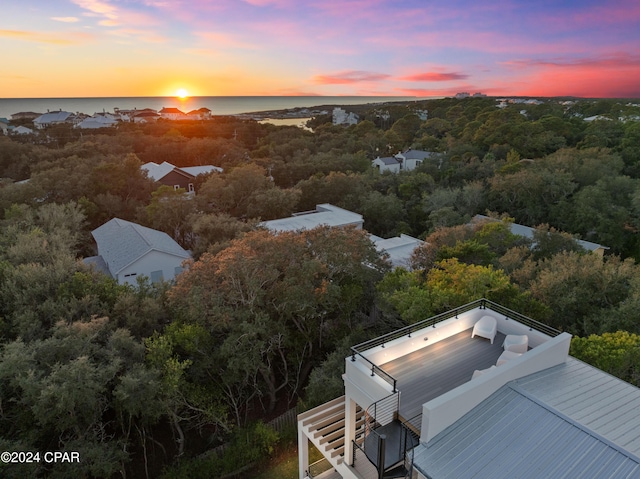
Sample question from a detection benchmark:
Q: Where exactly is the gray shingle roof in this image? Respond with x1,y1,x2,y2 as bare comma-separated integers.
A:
141,161,182,181
34,111,73,125
92,218,190,276
376,156,400,165
180,165,223,176
82,255,111,276
413,357,640,479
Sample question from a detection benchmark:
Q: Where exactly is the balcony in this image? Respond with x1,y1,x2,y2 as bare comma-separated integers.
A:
298,299,573,479
346,299,571,444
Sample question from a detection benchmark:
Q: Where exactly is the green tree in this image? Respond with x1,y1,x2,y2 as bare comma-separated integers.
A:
168,227,387,413
570,332,640,386
0,317,146,477
144,185,197,248
528,253,637,335
379,258,534,323
488,167,577,225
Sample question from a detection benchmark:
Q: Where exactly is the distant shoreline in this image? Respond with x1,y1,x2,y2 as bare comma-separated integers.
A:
0,96,418,120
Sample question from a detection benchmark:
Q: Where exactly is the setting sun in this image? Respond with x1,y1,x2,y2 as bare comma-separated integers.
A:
176,88,189,99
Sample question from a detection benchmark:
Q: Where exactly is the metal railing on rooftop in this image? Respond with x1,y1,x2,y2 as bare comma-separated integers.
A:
350,298,561,377
485,300,561,337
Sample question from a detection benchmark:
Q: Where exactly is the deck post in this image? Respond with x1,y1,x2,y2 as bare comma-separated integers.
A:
344,397,357,466
377,434,386,479
297,424,309,479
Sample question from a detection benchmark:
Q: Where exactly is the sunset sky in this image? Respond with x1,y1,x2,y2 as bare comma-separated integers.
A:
2,0,640,98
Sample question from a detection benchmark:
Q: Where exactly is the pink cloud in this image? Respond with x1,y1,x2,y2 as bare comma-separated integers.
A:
503,52,640,70
516,62,640,97
312,70,391,85
400,72,469,82
242,0,294,6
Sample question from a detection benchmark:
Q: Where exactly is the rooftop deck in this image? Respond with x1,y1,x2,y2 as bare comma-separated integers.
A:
381,329,507,421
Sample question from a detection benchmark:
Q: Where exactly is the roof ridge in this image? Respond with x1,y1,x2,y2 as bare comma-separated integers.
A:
508,381,640,465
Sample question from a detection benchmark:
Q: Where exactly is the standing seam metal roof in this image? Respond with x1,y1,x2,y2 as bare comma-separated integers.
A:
413,357,640,479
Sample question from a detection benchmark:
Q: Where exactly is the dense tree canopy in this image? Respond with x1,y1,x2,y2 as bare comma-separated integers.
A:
2,97,640,476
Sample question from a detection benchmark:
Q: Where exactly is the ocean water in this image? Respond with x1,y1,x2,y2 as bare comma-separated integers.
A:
0,96,416,120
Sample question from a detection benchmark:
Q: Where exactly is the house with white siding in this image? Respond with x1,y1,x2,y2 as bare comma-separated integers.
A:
33,111,75,129
159,107,187,120
84,218,191,286
372,150,435,173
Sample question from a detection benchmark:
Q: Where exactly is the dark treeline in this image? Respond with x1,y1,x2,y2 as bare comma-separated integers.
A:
1,96,640,478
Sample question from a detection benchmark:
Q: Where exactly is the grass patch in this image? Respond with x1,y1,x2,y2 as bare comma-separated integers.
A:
252,439,325,479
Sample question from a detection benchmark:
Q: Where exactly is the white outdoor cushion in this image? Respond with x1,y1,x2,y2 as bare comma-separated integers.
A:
472,365,497,379
496,350,523,366
503,334,528,353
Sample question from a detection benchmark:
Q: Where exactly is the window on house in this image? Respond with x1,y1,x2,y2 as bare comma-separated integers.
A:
188,183,194,192
124,273,137,278
150,270,164,283
174,266,184,277
174,185,180,190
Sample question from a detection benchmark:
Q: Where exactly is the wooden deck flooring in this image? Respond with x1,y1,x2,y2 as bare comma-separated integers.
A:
380,329,506,420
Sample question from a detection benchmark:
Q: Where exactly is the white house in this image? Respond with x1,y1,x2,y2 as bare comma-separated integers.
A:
262,205,422,268
76,115,118,129
333,107,359,126
84,218,191,285
372,156,401,174
298,299,640,479
33,111,74,129
261,204,364,232
370,234,423,269
373,150,435,173
395,149,434,170
159,107,187,120
132,110,160,123
11,126,34,135
187,108,212,120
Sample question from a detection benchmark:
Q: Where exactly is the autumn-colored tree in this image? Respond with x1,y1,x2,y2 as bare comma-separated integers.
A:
168,226,387,412
379,258,536,323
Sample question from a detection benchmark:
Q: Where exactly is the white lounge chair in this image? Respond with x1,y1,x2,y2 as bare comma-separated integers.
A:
471,315,497,344
503,334,528,353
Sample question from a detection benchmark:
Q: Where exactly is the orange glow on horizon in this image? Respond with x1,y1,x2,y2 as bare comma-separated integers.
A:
176,88,189,99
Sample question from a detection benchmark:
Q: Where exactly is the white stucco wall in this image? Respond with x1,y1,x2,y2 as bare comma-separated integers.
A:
420,332,572,443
